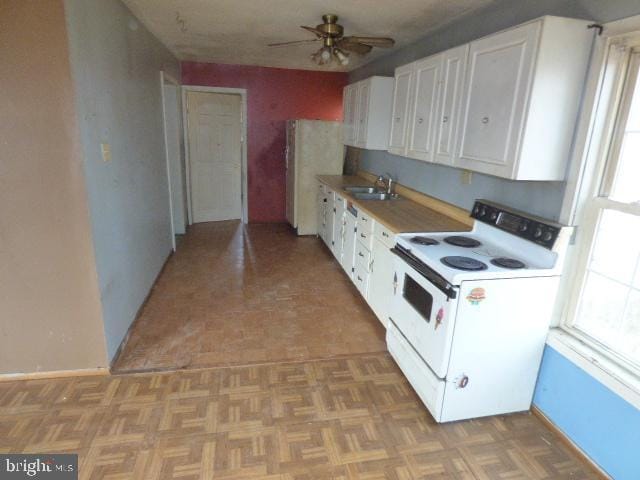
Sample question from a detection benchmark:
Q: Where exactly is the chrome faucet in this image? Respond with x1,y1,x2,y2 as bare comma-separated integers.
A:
375,173,396,194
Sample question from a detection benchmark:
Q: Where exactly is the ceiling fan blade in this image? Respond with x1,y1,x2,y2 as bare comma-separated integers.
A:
343,36,395,48
336,39,372,55
268,38,320,47
300,25,326,38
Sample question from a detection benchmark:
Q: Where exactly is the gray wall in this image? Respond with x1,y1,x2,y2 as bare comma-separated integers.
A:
349,0,640,221
64,0,181,360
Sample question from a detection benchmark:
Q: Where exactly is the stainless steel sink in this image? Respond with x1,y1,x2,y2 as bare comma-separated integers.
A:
343,186,378,194
352,192,400,201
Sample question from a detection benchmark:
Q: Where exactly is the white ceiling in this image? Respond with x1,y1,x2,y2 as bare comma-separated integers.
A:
122,0,500,72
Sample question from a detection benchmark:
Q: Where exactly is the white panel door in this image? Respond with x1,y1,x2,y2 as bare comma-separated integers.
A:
388,66,413,154
187,91,242,223
407,54,442,162
434,45,468,165
455,22,539,176
355,81,370,146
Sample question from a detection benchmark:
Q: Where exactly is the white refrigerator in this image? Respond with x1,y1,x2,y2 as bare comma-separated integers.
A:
285,120,343,235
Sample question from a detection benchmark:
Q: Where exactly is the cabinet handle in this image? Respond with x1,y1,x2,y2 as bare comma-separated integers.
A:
358,252,364,257
382,232,389,238
481,116,489,124
369,258,374,271
457,375,469,389
443,116,449,123
357,276,363,281
395,117,401,122
417,117,424,124
393,272,398,294
360,233,366,238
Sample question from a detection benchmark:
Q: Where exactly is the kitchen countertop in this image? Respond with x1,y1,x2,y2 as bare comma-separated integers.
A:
317,175,472,234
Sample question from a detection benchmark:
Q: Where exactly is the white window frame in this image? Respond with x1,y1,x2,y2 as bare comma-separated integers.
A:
550,15,640,410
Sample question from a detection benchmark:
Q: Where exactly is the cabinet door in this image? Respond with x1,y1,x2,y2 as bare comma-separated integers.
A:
343,85,356,146
456,22,539,177
434,45,468,165
341,213,356,279
368,237,395,328
355,81,370,147
332,196,345,260
388,66,413,154
407,54,442,162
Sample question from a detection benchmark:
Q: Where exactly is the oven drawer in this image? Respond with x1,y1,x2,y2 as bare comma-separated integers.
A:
387,321,444,422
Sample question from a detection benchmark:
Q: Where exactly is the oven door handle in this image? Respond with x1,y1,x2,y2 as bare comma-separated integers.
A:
390,246,457,299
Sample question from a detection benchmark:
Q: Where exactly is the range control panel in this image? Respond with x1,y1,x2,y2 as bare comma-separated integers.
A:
471,200,562,249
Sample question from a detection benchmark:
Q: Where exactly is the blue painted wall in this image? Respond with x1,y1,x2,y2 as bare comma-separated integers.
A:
534,346,640,479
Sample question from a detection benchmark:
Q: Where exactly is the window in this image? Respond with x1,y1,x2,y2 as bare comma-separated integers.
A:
565,47,640,373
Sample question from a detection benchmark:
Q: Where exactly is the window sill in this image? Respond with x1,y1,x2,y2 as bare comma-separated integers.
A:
546,328,640,410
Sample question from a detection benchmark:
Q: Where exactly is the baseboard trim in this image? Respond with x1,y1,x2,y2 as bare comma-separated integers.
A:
531,406,611,479
0,368,109,382
109,249,174,370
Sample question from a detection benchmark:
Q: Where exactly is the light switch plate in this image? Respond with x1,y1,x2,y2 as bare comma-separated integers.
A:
100,143,111,162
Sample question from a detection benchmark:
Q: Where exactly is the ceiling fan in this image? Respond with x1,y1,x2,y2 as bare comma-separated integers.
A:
268,14,395,66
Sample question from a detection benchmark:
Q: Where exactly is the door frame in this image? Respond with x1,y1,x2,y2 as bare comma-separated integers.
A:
160,71,182,250
181,85,248,224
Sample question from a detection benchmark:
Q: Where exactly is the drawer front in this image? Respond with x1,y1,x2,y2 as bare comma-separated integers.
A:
387,321,445,422
357,228,374,251
357,211,374,234
374,223,395,248
355,242,372,271
354,260,369,297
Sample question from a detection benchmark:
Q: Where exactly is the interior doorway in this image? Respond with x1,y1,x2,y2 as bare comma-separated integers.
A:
183,87,248,224
160,71,187,250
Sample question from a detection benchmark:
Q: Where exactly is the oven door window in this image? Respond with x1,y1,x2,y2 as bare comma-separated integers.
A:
403,274,433,323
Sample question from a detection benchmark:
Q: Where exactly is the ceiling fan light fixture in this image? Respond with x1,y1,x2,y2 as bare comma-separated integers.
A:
320,47,332,62
333,47,349,66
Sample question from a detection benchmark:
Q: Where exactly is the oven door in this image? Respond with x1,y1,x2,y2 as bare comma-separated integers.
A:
389,249,459,379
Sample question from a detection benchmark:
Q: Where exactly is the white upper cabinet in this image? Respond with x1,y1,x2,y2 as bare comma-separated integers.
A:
388,65,414,155
342,76,394,150
407,54,442,161
387,16,592,180
434,45,468,166
455,17,592,180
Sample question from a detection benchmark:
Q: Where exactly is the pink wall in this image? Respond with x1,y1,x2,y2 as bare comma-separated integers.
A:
182,61,347,223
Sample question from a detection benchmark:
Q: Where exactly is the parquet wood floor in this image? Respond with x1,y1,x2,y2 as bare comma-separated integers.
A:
113,221,386,373
0,353,599,479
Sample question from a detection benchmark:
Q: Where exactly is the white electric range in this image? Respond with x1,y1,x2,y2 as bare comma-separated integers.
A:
387,200,572,423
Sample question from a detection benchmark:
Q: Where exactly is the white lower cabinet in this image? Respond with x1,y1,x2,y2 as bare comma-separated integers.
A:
319,182,398,330
332,193,345,260
341,209,357,279
368,228,396,328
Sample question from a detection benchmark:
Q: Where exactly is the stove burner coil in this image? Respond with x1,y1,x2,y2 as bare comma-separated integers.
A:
410,236,439,246
444,236,482,248
490,257,526,269
441,256,488,271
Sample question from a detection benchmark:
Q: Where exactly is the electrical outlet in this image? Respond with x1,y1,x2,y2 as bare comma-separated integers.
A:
100,143,111,162
460,170,473,185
